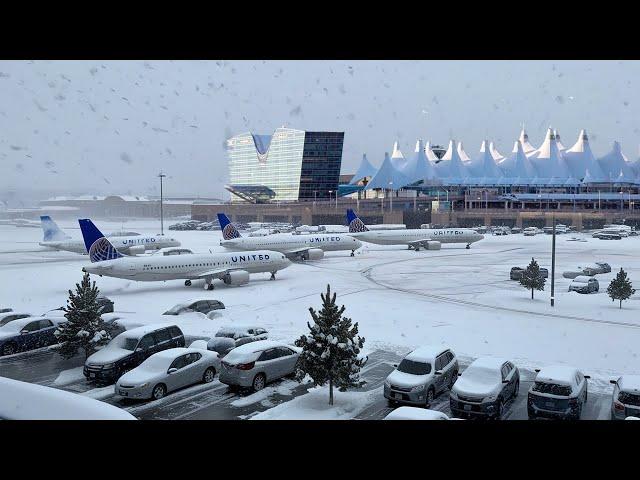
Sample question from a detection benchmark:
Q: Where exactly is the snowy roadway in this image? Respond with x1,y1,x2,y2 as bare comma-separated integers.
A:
1,220,638,419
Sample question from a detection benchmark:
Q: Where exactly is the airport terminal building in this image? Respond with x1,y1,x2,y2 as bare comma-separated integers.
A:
226,127,344,203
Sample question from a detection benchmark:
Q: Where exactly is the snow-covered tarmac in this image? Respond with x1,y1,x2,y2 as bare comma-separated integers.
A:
1,219,639,394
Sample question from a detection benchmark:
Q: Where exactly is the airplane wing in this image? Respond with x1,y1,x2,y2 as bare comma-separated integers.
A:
407,238,433,248
194,268,232,280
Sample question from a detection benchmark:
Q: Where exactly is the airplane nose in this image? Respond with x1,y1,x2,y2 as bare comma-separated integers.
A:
82,267,86,273
354,238,363,248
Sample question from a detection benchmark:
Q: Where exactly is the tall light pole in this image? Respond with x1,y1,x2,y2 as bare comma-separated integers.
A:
313,190,317,211
389,181,393,213
551,213,556,307
158,172,166,235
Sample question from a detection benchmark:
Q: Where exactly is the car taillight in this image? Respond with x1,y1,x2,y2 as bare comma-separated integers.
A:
236,361,255,370
568,397,577,405
614,401,625,411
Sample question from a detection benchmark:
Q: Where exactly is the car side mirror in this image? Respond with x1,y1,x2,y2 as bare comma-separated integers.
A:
20,330,29,335
135,347,143,353
610,379,617,385
502,380,510,384
434,371,442,375
457,372,462,376
584,375,591,380
534,368,540,373
168,368,178,374
392,363,398,368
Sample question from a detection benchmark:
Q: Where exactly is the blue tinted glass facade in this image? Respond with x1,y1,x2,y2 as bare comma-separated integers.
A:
298,131,344,200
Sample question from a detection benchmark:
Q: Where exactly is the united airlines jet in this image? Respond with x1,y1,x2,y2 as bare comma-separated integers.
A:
217,213,362,260
345,209,484,250
38,215,181,255
79,219,291,290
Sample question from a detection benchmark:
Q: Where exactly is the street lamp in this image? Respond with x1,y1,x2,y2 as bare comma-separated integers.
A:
158,172,166,235
551,213,556,307
389,181,393,213
313,190,317,210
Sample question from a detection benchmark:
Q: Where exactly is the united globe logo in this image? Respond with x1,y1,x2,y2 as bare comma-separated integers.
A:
89,237,122,262
349,218,368,233
222,223,241,239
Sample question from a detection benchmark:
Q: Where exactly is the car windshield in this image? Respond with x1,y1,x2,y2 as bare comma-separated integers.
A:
115,336,139,351
532,382,572,396
0,317,19,327
216,329,249,339
397,359,431,375
619,392,640,407
163,304,187,315
0,321,25,332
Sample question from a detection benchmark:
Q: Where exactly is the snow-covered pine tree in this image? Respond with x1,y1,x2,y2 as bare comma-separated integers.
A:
294,284,366,405
519,257,546,299
607,268,635,309
54,272,111,359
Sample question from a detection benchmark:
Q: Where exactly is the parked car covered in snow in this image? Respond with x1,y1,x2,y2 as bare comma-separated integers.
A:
214,326,268,346
163,299,225,317
449,357,520,420
0,311,32,327
610,375,640,420
43,296,114,318
384,407,454,420
219,340,300,392
563,267,598,279
384,346,459,407
0,308,13,314
528,366,589,420
568,276,599,294
84,324,185,384
0,316,63,356
115,347,220,401
510,266,549,281
523,227,540,236
586,262,611,274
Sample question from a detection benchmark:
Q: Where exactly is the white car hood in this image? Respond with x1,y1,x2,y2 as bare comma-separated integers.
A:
87,347,132,364
0,331,18,341
118,368,161,386
453,376,499,398
387,369,429,388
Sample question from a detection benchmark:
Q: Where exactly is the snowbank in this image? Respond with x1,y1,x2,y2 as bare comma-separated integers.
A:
0,376,135,420
251,386,380,420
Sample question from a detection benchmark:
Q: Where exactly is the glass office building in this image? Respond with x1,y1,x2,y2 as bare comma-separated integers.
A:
226,127,344,203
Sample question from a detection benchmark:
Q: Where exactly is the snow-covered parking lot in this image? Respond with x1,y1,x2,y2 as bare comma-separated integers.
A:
1,219,639,419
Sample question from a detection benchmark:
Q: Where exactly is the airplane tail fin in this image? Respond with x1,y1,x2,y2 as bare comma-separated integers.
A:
78,219,123,262
347,209,369,233
217,213,242,240
40,215,71,242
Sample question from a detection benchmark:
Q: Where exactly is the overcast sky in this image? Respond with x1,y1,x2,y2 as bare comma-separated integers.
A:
1,60,639,203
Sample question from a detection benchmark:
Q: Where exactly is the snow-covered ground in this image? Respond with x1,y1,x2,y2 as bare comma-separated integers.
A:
1,219,640,395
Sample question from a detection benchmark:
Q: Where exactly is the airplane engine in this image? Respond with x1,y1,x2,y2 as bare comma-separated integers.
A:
302,248,324,260
223,270,250,286
426,241,441,250
125,245,145,255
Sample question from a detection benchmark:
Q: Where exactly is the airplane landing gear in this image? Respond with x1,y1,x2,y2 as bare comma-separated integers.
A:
207,284,214,290
270,271,276,280
184,280,192,287
350,250,355,257
204,279,214,290
414,246,420,252
466,244,471,249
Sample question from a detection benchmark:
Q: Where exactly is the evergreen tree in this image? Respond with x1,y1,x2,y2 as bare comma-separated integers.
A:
519,257,546,299
294,284,366,405
607,268,635,309
54,272,111,359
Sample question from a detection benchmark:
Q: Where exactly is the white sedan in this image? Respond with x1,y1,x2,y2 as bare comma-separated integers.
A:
115,347,221,401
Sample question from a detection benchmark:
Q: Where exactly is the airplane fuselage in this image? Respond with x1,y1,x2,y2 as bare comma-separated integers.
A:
348,228,484,246
220,233,361,254
82,250,290,282
40,235,180,255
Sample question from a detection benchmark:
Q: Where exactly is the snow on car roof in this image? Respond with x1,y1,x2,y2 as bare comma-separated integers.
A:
384,407,449,420
572,276,594,283
217,326,262,334
406,345,450,362
0,376,136,420
468,356,508,370
223,340,289,363
119,323,178,338
535,365,580,385
618,375,640,393
0,312,30,319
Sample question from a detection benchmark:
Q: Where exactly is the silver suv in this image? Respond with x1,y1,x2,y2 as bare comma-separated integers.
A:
384,346,459,407
610,375,640,420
